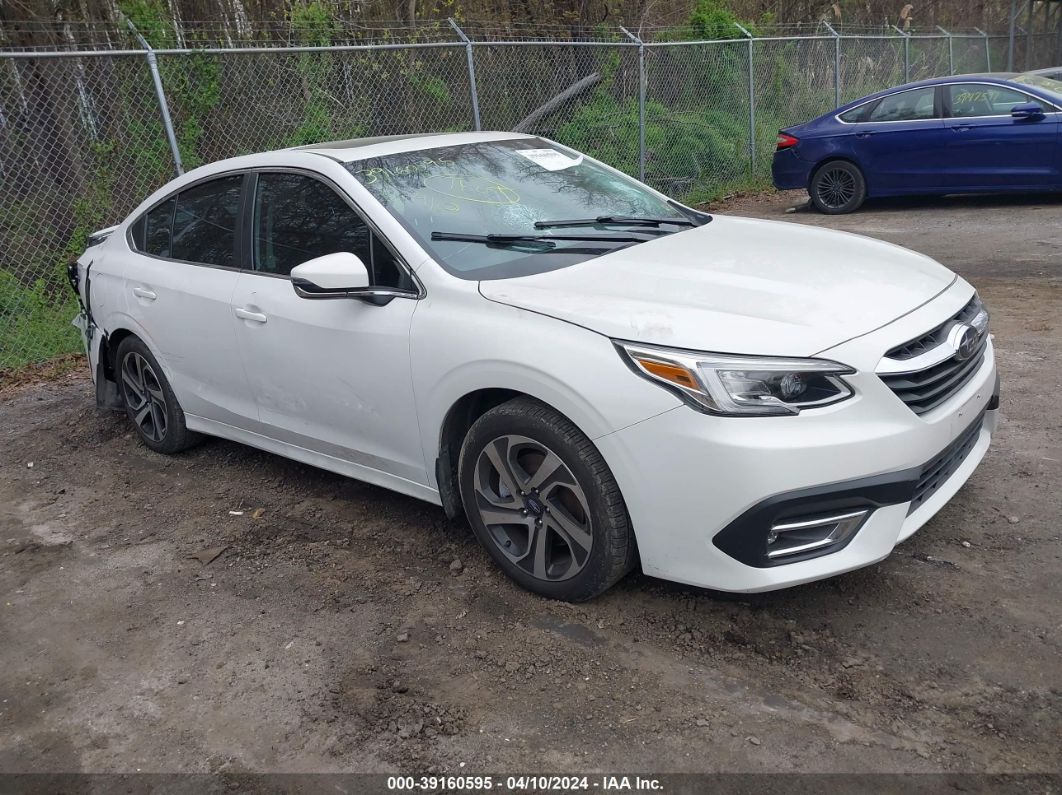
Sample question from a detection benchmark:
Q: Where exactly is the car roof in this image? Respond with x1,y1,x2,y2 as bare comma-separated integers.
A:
292,131,536,162
873,72,1018,93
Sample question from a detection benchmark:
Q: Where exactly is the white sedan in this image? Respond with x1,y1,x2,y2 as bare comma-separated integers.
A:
71,132,998,601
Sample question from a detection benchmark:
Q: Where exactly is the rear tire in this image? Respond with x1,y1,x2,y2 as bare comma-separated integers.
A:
115,336,198,454
458,397,636,602
809,160,866,214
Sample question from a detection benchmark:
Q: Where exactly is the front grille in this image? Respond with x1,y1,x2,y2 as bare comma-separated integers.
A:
880,336,988,415
908,409,986,514
885,296,982,361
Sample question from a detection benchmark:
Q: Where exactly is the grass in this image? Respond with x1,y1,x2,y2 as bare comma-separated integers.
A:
0,273,83,372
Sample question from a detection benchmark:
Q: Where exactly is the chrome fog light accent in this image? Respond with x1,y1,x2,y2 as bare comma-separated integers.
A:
766,509,870,560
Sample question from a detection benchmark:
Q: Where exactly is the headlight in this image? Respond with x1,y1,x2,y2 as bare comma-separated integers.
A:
616,341,855,416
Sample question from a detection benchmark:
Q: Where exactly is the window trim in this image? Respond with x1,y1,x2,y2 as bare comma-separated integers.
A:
242,166,424,299
125,167,248,273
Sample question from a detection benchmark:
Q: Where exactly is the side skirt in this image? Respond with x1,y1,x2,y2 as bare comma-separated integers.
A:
184,414,443,506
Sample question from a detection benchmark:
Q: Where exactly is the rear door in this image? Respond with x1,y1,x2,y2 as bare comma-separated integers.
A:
125,174,258,425
941,82,1060,189
847,86,947,193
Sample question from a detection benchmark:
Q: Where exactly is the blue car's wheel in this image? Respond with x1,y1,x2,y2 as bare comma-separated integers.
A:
810,160,866,214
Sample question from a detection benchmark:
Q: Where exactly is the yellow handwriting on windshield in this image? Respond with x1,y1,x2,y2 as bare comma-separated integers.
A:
424,174,520,206
355,157,456,185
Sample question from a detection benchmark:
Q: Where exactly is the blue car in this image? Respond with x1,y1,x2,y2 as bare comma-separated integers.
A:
772,72,1062,213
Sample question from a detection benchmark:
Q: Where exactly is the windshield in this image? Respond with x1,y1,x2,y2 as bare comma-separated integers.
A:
1012,73,1062,104
346,138,696,280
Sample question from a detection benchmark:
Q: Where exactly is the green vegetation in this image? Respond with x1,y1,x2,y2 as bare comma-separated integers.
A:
688,0,754,39
0,273,80,370
551,1,773,202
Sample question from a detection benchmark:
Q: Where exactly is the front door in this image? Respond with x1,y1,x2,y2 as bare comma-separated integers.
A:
229,170,427,485
941,83,1060,189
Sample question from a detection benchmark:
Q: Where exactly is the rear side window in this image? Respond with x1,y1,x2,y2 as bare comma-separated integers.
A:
867,87,936,122
838,104,871,123
143,198,175,257
170,175,242,268
947,84,1030,117
129,197,175,257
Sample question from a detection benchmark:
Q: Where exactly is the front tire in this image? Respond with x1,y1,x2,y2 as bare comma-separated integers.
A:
458,398,635,602
809,160,866,214
115,336,198,454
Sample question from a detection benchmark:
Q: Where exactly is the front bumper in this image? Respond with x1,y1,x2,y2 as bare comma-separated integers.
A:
596,335,998,593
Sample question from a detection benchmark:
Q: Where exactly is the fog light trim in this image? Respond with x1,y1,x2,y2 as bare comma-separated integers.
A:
766,509,870,560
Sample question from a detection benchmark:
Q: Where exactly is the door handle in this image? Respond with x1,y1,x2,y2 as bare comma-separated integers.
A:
234,307,268,324
856,132,874,138
132,286,157,301
953,125,971,132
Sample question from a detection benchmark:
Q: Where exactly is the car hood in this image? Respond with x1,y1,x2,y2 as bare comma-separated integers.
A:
478,215,955,357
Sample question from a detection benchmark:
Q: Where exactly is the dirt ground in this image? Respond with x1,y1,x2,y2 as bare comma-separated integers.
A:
2,191,1060,778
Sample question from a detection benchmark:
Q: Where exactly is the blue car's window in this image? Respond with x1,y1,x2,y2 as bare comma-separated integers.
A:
867,87,936,122
947,84,1031,118
838,104,871,123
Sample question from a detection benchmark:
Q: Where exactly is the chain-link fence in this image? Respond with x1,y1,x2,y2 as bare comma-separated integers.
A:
2,21,1060,372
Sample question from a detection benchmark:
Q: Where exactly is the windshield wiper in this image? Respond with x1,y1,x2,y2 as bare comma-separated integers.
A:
431,231,652,248
533,214,696,229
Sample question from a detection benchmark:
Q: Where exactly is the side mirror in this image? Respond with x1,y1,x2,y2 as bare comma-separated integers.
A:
1011,102,1045,120
290,252,369,299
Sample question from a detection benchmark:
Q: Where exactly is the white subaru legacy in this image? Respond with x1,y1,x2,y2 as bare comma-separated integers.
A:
71,132,998,601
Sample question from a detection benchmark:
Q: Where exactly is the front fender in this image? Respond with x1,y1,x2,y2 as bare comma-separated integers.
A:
411,289,680,490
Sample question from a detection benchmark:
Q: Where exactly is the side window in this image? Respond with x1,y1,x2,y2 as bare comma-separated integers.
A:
867,87,936,122
838,104,871,123
947,84,1030,117
129,196,176,258
253,172,411,290
144,197,175,257
170,175,242,267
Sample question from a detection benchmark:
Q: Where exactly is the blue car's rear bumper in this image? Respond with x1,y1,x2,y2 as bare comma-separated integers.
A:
772,148,811,191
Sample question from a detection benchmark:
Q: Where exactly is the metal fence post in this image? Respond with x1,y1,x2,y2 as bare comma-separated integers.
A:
975,27,991,71
1056,3,1062,64
892,25,911,82
125,18,184,175
823,22,841,107
448,18,481,132
1026,0,1034,69
620,27,646,183
937,26,954,73
734,23,755,177
1008,0,1019,69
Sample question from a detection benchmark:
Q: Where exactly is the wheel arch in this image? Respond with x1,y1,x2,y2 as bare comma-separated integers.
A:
434,383,623,523
808,155,868,193
93,320,174,410
436,388,541,520
102,327,136,380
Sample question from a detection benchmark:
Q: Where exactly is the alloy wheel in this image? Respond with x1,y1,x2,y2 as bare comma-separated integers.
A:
121,352,168,443
816,167,856,209
473,434,593,582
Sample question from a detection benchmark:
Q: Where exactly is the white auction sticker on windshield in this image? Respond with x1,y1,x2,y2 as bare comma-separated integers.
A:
516,148,583,171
